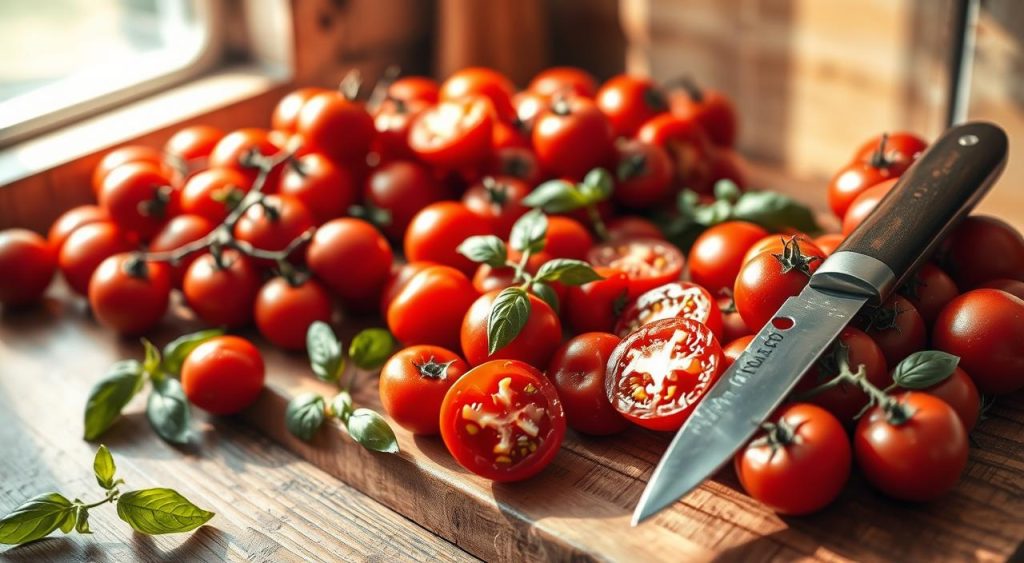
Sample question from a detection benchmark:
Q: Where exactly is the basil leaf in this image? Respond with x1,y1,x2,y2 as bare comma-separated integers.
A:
731,190,822,234
84,360,146,441
345,409,399,453
147,377,191,445
348,328,395,371
0,492,74,545
329,391,354,422
286,393,326,441
508,209,549,254
116,489,214,535
142,338,161,375
457,235,508,267
693,199,734,226
161,329,224,376
93,445,117,490
522,180,587,213
306,321,344,383
59,507,76,534
74,507,91,534
892,351,960,389
713,179,742,203
579,168,613,203
534,258,603,285
530,282,559,314
487,287,531,355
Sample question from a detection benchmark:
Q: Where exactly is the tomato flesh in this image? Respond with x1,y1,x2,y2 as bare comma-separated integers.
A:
588,238,684,300
614,281,723,340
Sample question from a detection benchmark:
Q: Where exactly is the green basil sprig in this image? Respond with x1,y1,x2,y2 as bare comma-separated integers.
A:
891,351,960,389
523,169,613,240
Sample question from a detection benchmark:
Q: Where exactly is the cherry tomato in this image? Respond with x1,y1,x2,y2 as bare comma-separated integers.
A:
470,251,552,295
565,267,629,334
852,132,927,169
147,214,215,287
461,290,562,367
181,336,265,415
209,128,282,186
615,282,723,341
388,265,479,352
439,67,516,123
897,263,959,323
588,238,684,300
409,96,495,169
532,96,614,180
922,367,980,432
88,253,170,334
58,222,133,296
278,153,356,225
734,403,850,515
388,77,440,105
307,217,393,303
48,205,109,253
372,96,428,162
940,215,1024,289
164,125,225,163
528,67,598,99
854,392,967,502
492,120,530,150
439,359,566,481
365,160,451,241
182,250,261,328
719,296,752,343
813,233,845,257
858,295,926,366
547,333,629,435
180,168,251,224
99,162,179,241
741,234,820,266
734,237,825,330
272,87,330,132
92,146,168,197
721,335,754,369
795,327,889,423
380,261,439,318
668,82,737,148
0,229,56,306
606,317,723,431
933,288,1024,395
595,75,669,137
485,146,544,187
688,221,769,295
827,160,899,219
636,114,714,193
295,91,375,163
513,90,548,134
978,278,1024,300
462,176,531,239
254,276,333,350
379,345,469,435
233,194,314,257
612,139,673,209
841,178,897,235
544,216,593,261
604,217,662,243
404,202,494,276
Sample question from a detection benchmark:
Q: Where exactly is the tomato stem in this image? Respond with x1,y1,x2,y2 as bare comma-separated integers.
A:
513,247,533,285
365,65,401,113
869,132,893,169
587,205,610,242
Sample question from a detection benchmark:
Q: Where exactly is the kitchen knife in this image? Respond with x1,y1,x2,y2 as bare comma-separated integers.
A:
632,121,1008,526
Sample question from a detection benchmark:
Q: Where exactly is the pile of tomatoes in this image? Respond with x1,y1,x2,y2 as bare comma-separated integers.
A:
1,66,1022,512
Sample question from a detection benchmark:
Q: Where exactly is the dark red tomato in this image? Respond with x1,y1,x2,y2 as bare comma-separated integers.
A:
528,67,598,99
532,96,614,180
668,83,737,148
254,276,333,350
513,90,548,134
841,178,897,235
852,132,928,169
615,282,723,341
940,215,1024,289
688,221,770,295
545,216,593,261
795,327,890,423
565,267,629,334
706,149,747,189
858,295,926,367
278,153,356,225
613,139,673,209
461,290,562,367
606,216,665,242
719,297,752,343
492,120,530,150
933,288,1024,395
380,261,439,318
307,217,393,303
99,162,179,241
439,67,516,123
827,161,898,219
209,128,282,186
88,253,170,334
922,367,980,432
48,205,109,254
854,392,968,502
898,263,959,323
364,161,450,241
978,278,1024,300
272,87,330,132
462,176,531,239
605,317,723,431
372,97,428,162
180,168,251,224
404,202,494,276
409,96,495,169
181,336,265,415
388,76,440,105
0,229,56,306
595,75,669,138
813,233,845,257
588,238,685,299
58,222,133,296
295,91,375,163
380,345,470,436
147,214,215,287
388,265,479,352
485,146,544,187
637,114,714,194
439,359,566,481
547,333,629,435
182,250,261,328
721,335,754,369
92,146,168,197
735,237,825,330
233,195,315,257
164,125,225,163
734,403,850,515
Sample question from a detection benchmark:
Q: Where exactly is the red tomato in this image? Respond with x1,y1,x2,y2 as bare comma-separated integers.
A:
940,215,1024,289
668,83,738,148
364,160,451,241
278,153,356,225
813,233,845,257
439,67,516,123
706,148,747,189
88,254,170,334
99,162,179,241
147,214,215,287
307,218,393,303
978,278,1024,300
794,327,889,423
852,132,927,168
404,202,494,276
380,261,439,318
547,333,629,435
295,91,374,163
164,125,225,163
532,96,614,180
439,359,566,481
898,263,959,323
233,194,315,256
932,288,1024,395
827,161,899,219
180,168,251,224
92,146,168,197
688,221,770,295
272,87,330,132
841,178,897,235
858,295,926,366
719,297,752,343
605,317,723,431
379,345,469,435
485,146,544,187
513,90,548,134
182,250,261,328
492,120,529,150
388,77,440,105
48,205,109,253
58,222,133,296
734,237,825,330
181,336,265,415
741,234,821,266
254,276,333,350
388,265,479,352
470,251,551,294
461,290,562,367
372,97,428,162
922,367,980,432
528,67,598,99
854,392,967,502
636,114,714,193
595,75,669,137
409,96,495,169
544,216,593,261
588,238,685,299
721,335,754,369
734,403,850,515
606,216,664,242
209,128,282,186
565,267,630,334
612,139,673,209
462,176,531,239
614,282,723,341
0,229,56,306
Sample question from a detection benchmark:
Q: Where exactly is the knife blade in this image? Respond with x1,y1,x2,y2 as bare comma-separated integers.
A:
632,121,1008,525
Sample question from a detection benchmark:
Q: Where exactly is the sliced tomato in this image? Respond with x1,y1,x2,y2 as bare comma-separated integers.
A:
408,95,495,170
614,281,723,340
587,237,684,300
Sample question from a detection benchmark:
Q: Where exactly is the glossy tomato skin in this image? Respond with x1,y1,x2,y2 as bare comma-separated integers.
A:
99,162,179,241
58,222,133,296
595,75,669,138
0,229,56,306
404,202,494,276
278,153,356,225
486,146,544,187
306,217,393,303
813,233,845,257
528,67,598,99
461,290,562,368
939,215,1024,289
852,132,927,168
978,278,1024,300
409,96,495,170
734,403,850,515
932,288,1024,395
388,77,440,105
668,86,737,148
48,205,109,253
719,298,752,344
147,214,215,287
164,125,225,163
606,216,665,242
254,277,332,350
462,176,532,239
565,267,630,334
547,333,629,435
209,128,281,186
923,367,980,431
841,178,897,235
92,146,167,197
388,265,479,352
721,335,754,369
439,359,566,482
180,168,252,224
379,345,469,435
854,392,968,502
365,160,451,241
636,114,714,193
734,239,825,331
827,161,898,219
532,97,614,180
440,67,516,123
88,254,170,334
544,216,593,261
606,317,723,431
372,97,428,162
858,295,926,367
182,250,261,328
688,221,769,295
295,91,375,163
181,336,265,415
234,195,315,258
272,87,330,132
898,263,959,323
795,327,889,423
588,238,685,300
380,261,439,318
614,281,723,340
612,140,673,209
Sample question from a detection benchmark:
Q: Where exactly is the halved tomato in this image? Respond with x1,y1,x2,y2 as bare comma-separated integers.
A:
587,237,684,299
614,281,723,340
408,95,495,170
